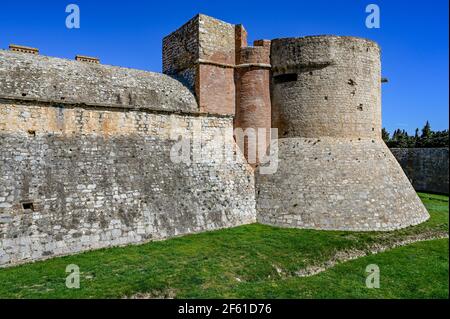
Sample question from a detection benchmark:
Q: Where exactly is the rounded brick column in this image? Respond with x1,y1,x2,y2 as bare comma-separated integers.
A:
235,40,271,166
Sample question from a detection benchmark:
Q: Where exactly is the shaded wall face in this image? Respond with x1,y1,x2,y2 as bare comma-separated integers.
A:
270,37,381,139
0,102,256,266
390,148,449,194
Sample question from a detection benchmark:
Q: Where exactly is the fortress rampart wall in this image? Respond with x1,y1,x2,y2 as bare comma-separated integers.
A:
0,50,198,114
0,48,255,267
256,36,429,231
0,15,432,266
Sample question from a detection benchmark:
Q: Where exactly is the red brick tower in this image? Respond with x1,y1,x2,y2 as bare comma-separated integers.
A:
234,31,271,166
163,14,272,166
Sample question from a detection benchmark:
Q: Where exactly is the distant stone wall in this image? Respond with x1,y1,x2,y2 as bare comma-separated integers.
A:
390,148,449,194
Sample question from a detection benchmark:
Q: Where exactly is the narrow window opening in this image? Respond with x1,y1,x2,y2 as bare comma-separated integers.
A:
274,73,298,84
22,201,34,211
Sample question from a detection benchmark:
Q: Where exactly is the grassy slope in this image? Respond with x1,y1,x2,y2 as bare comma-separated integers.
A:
229,239,448,299
0,193,448,299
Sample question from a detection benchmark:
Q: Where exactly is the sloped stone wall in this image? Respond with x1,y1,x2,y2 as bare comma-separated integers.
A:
0,50,198,114
257,138,428,231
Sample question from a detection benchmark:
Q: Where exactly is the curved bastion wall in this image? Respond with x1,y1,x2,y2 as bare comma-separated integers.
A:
0,49,256,267
256,36,429,231
270,36,381,139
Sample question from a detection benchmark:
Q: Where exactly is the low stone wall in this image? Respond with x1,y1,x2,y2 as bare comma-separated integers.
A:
390,148,449,195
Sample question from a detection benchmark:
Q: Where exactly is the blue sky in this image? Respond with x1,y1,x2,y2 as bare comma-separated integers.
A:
0,0,448,134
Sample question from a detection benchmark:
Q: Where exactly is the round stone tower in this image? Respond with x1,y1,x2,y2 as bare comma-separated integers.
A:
256,36,429,231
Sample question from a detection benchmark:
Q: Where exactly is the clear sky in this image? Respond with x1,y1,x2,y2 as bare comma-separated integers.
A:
0,0,448,134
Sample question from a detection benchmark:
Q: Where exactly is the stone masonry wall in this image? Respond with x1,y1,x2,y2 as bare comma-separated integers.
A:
0,101,255,266
1,50,198,114
257,138,429,231
257,36,429,231
270,36,381,139
0,47,256,267
234,40,272,165
390,148,449,194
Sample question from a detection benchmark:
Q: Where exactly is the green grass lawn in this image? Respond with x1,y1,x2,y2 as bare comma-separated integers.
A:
0,192,448,299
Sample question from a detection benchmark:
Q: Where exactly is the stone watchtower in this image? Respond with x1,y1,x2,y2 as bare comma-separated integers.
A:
257,36,429,231
163,14,271,164
163,17,429,231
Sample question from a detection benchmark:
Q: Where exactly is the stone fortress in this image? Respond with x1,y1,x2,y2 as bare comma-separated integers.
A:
0,14,429,267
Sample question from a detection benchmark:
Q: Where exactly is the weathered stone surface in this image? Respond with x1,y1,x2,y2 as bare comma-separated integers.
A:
257,138,429,231
257,36,429,231
0,101,255,267
391,148,449,194
0,50,198,113
0,15,431,267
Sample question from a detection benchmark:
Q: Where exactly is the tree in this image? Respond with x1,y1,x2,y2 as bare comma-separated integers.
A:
384,121,449,148
381,128,390,143
421,121,432,139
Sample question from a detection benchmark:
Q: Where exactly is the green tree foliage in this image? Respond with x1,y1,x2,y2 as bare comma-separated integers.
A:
381,128,390,143
384,121,449,148
421,121,432,138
